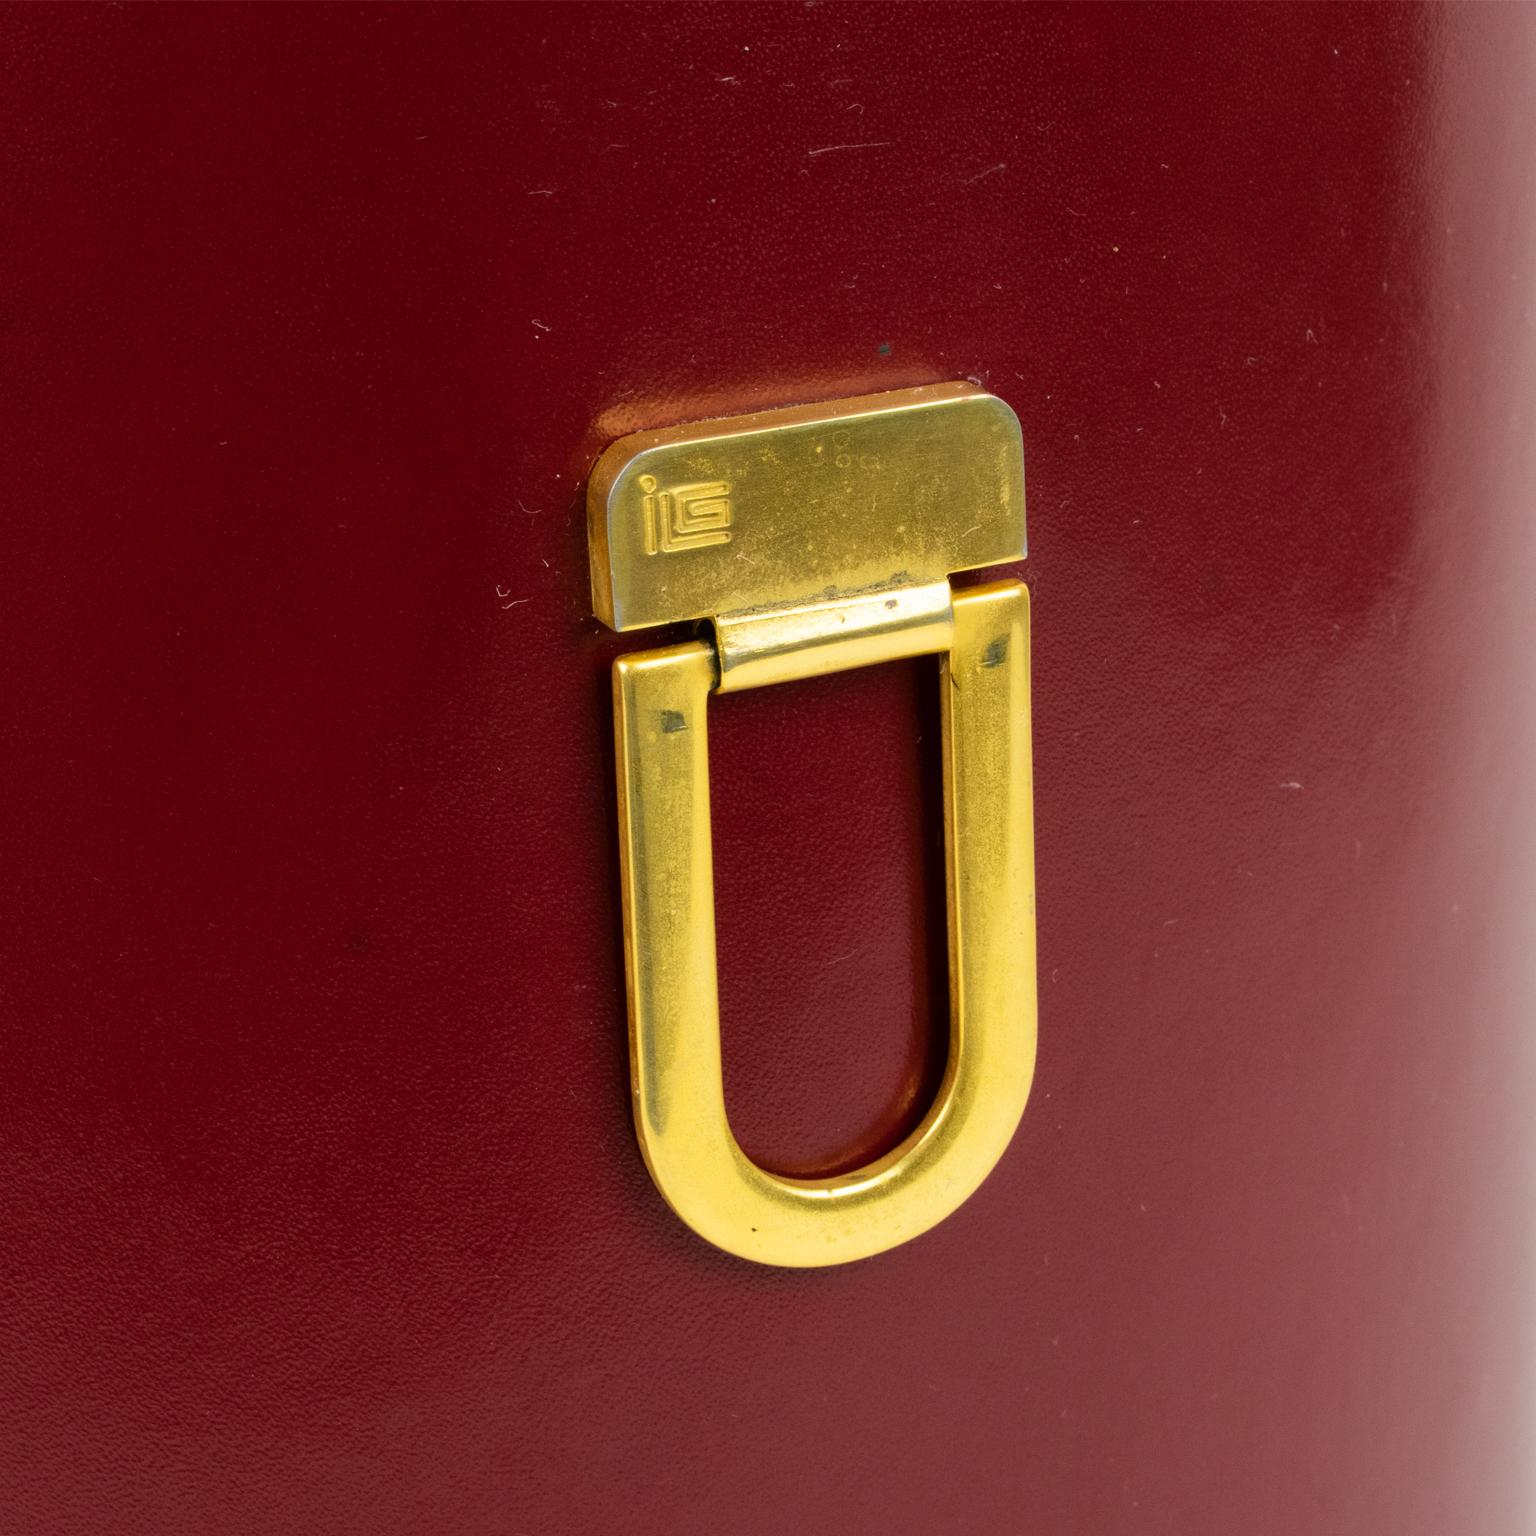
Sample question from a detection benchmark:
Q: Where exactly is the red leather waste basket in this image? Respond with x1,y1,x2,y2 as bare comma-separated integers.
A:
3,6,1534,1532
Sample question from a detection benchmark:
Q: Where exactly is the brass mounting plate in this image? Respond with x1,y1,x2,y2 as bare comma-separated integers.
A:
588,381,1025,632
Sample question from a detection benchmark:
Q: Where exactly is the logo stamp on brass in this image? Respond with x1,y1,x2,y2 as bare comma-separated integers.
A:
640,475,732,554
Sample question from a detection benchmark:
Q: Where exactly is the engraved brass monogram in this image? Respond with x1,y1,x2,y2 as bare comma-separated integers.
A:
639,474,732,554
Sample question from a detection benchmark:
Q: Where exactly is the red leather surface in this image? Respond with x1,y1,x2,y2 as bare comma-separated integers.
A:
4,6,1535,1533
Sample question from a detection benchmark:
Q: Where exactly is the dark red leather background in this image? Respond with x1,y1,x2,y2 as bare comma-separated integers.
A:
4,6,1535,1533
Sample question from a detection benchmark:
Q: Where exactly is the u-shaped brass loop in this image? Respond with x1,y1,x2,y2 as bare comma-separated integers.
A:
612,580,1035,1266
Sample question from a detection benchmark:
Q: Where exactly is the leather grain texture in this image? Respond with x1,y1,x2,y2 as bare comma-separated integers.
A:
3,5,1535,1533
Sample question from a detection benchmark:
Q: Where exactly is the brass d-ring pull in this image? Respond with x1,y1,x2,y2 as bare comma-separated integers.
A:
589,383,1036,1267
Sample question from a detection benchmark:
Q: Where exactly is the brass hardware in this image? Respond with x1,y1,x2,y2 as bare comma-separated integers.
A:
589,382,1036,1267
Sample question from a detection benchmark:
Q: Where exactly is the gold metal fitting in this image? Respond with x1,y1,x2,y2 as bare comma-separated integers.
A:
589,382,1036,1267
